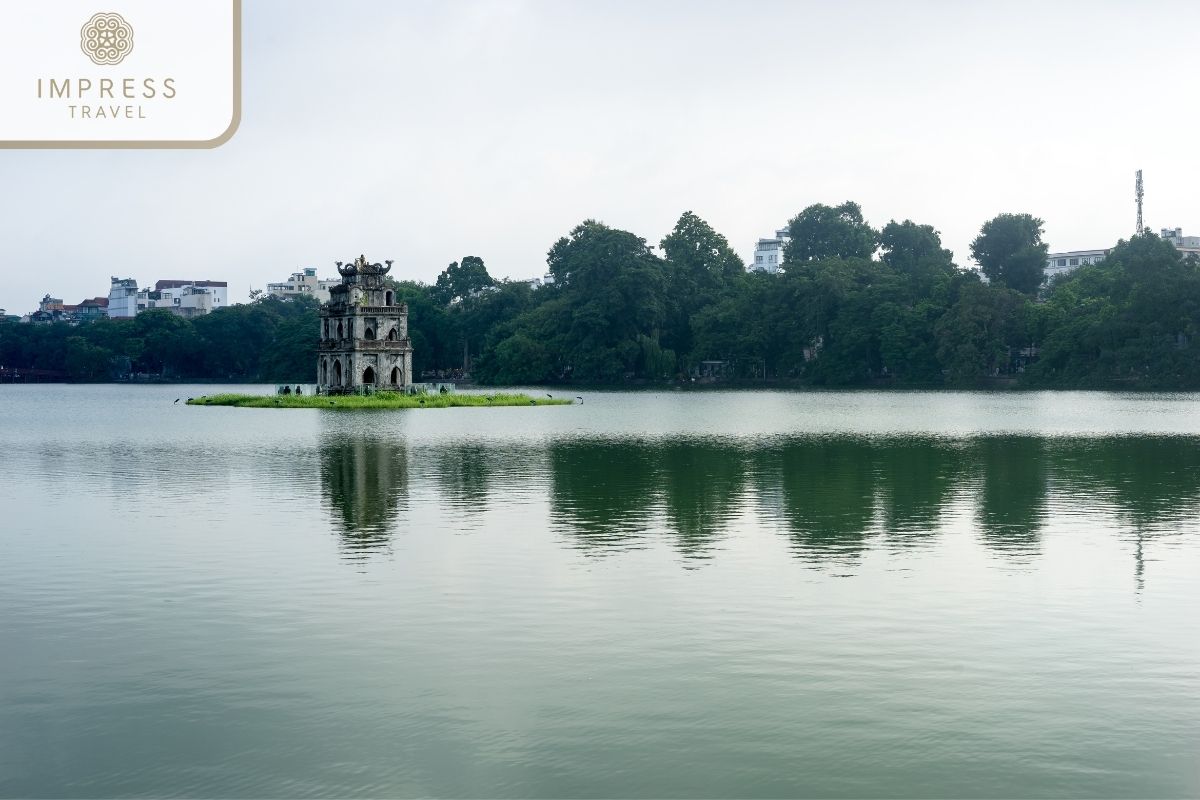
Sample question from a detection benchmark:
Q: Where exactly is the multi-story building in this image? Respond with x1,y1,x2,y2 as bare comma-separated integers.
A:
26,294,109,324
152,280,228,317
1045,227,1199,282
268,267,340,303
748,227,789,273
70,297,109,321
1160,228,1200,258
108,278,228,318
1044,249,1109,281
107,277,139,318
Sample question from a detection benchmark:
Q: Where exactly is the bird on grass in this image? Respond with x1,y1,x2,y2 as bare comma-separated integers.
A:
576,396,583,404
546,393,553,398
530,399,536,405
173,398,180,404
186,397,193,402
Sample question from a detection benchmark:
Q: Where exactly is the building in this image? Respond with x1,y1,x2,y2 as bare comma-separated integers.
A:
107,277,139,318
1160,228,1200,258
524,272,555,289
70,297,109,322
152,280,228,317
268,267,340,303
107,278,228,318
1044,227,1199,282
25,294,109,324
317,254,413,392
1044,249,1108,281
749,227,789,273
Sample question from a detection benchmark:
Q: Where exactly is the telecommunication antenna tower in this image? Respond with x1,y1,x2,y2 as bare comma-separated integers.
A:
1135,169,1144,234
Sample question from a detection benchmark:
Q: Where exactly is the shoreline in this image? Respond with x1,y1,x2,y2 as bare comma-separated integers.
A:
186,392,573,409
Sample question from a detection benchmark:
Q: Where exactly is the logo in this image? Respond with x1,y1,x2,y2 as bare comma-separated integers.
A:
3,1,240,148
80,12,134,66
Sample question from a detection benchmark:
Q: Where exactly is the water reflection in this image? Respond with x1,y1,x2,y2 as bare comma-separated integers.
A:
1053,438,1200,533
976,438,1048,560
874,440,964,544
549,440,659,553
312,432,1200,573
658,442,746,561
429,443,494,510
766,439,880,565
319,434,409,555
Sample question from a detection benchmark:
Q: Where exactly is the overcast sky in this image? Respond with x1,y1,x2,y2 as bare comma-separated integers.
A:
3,0,1198,313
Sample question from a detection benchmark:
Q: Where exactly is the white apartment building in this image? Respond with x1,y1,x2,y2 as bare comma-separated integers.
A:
108,278,228,318
749,227,789,273
268,267,340,304
1045,227,1199,282
1160,227,1200,258
107,277,140,318
1044,249,1108,281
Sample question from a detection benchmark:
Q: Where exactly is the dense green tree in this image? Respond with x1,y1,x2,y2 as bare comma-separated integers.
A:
784,202,879,264
7,205,1200,390
880,219,957,298
659,211,745,365
1025,231,1200,387
64,336,113,381
432,256,494,306
970,213,1049,295
491,219,670,382
934,276,1027,381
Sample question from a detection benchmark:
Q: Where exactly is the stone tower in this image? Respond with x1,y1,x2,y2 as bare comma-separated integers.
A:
317,255,414,393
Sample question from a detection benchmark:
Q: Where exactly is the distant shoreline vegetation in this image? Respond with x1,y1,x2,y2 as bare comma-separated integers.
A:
187,392,572,409
3,205,1199,390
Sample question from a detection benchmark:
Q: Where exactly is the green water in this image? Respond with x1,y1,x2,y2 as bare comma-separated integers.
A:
1,386,1197,798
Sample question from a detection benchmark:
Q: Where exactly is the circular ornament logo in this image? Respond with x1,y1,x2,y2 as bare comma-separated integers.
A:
80,12,133,65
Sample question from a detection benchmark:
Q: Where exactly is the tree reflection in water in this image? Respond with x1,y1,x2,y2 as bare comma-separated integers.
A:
763,439,880,567
548,439,746,562
319,434,409,557
975,437,1048,561
657,442,747,563
1049,437,1200,591
549,439,659,554
314,430,1200,577
874,439,966,546
429,443,495,511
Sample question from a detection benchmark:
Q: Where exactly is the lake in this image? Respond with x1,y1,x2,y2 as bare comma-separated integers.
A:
1,385,1198,798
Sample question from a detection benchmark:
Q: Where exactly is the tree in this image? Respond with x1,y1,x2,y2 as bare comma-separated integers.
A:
970,213,1049,296
659,211,744,365
64,336,113,381
934,277,1027,381
783,202,878,264
433,256,494,306
880,219,956,287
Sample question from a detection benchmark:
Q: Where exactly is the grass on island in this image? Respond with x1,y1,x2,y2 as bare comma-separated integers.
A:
187,392,573,409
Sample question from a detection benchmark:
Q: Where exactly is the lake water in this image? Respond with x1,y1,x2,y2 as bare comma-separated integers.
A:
1,385,1198,798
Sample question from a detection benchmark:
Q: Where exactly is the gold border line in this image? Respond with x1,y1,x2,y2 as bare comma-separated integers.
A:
0,0,241,149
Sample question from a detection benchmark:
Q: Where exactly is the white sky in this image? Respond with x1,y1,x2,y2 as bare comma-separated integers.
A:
3,0,1198,313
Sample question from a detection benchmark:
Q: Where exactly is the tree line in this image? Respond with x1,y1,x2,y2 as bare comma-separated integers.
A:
3,203,1199,387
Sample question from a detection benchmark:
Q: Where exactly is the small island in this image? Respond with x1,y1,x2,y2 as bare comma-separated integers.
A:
188,392,572,409
184,254,570,410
